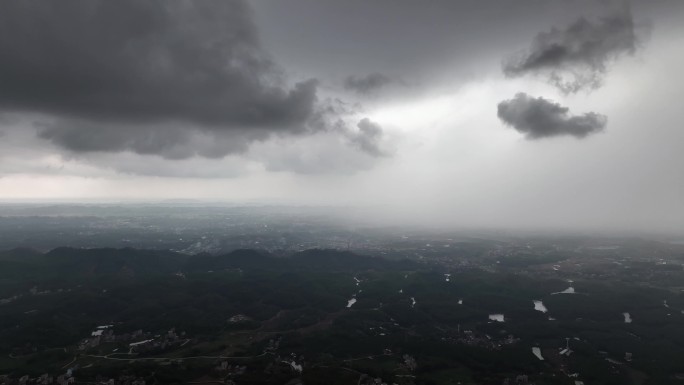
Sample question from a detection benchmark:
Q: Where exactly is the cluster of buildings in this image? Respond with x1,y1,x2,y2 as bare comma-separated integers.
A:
263,353,304,376
79,327,147,350
501,375,535,385
214,361,247,377
0,370,75,385
443,330,519,351
1,286,70,306
89,375,147,385
126,329,186,354
0,295,20,305
358,375,404,385
227,314,251,324
78,326,186,353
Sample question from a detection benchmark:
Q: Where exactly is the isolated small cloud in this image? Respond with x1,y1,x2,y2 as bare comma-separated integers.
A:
497,93,606,139
503,11,638,93
344,73,394,94
349,118,386,157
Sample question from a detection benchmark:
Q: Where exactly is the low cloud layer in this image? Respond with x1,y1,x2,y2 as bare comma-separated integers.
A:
503,11,638,93
0,0,380,166
497,93,607,139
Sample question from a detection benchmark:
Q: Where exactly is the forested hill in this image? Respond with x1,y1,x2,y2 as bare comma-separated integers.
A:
0,247,422,279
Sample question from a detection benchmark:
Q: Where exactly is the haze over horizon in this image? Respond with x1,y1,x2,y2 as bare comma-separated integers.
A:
1,0,683,234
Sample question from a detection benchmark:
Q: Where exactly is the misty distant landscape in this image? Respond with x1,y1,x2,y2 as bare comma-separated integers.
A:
1,0,684,384
1,204,684,385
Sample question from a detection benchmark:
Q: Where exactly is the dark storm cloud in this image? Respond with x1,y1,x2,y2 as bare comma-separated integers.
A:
36,121,254,160
344,73,394,94
497,93,606,139
503,11,638,93
0,0,338,159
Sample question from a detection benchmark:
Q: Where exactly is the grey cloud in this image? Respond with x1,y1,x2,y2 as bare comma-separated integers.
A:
0,0,333,159
79,152,250,179
254,133,380,175
503,11,638,93
36,120,256,160
349,118,386,157
497,93,606,139
252,117,390,175
344,73,394,94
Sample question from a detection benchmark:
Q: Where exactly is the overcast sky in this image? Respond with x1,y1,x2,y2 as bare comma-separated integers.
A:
1,0,683,234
